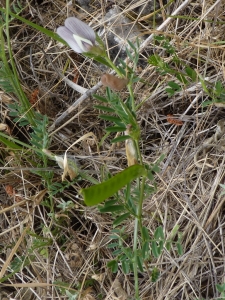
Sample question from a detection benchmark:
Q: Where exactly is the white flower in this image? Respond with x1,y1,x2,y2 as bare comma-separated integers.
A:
57,17,96,53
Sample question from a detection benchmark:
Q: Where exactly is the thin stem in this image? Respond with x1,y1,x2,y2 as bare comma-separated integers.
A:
138,176,146,234
132,137,146,299
128,82,135,111
133,178,146,299
133,217,139,298
133,174,146,299
135,139,143,165
104,56,124,77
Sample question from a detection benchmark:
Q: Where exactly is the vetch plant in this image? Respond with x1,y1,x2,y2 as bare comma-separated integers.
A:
56,16,183,299
0,9,183,298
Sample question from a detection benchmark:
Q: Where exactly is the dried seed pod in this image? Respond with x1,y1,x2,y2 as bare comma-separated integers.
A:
101,73,128,91
125,124,138,166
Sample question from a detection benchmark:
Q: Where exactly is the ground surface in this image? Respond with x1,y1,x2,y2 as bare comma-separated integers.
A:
1,0,225,299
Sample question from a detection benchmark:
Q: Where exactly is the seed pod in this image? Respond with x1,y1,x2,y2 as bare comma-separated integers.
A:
81,165,147,206
101,73,128,91
125,125,138,166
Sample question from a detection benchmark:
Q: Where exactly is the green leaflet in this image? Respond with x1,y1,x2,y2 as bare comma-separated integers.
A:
113,213,130,226
80,165,147,206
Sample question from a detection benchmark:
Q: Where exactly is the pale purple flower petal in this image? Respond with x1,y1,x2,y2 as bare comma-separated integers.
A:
57,17,96,54
65,17,96,45
57,26,83,53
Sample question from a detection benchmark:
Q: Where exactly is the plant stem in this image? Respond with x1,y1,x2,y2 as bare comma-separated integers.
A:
135,140,143,165
133,174,146,298
133,216,139,298
128,82,135,111
138,176,146,234
132,138,146,298
104,56,124,77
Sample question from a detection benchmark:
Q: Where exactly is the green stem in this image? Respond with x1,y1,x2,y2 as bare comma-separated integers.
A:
133,177,146,299
132,138,146,299
133,217,139,299
135,138,145,235
138,176,146,234
133,175,146,299
128,82,135,111
135,140,143,165
104,56,124,77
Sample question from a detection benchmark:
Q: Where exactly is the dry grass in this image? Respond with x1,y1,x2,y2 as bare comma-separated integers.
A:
1,0,225,299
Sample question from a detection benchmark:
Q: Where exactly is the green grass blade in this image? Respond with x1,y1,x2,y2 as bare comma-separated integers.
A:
0,135,22,150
